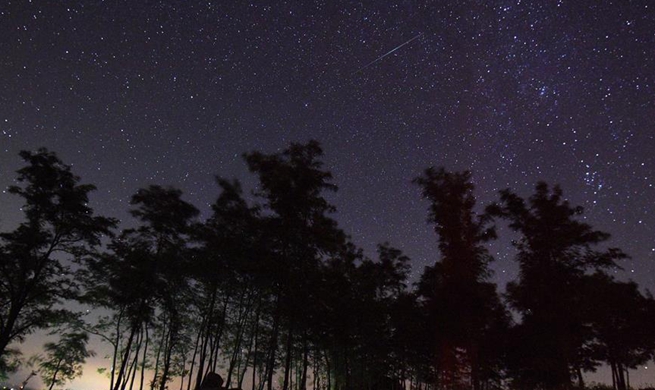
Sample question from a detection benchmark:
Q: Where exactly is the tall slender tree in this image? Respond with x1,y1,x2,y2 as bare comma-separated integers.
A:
126,186,199,390
0,149,115,373
81,185,198,390
189,177,264,390
244,140,345,390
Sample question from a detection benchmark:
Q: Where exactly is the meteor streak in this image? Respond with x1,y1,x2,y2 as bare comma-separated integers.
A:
353,33,423,74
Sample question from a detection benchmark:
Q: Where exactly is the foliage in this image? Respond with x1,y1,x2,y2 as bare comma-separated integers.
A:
0,348,22,381
487,182,627,389
37,332,94,390
415,168,509,390
2,145,653,390
0,149,114,374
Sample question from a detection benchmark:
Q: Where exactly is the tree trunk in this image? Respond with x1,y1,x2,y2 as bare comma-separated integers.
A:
281,321,294,390
250,303,261,390
324,349,331,390
186,316,205,390
617,362,627,390
207,291,231,376
0,279,34,362
625,367,630,390
240,301,259,390
111,311,125,390
140,324,149,390
150,326,167,390
265,294,281,390
299,332,309,390
159,316,177,390
47,358,63,390
227,291,252,387
195,287,218,390
344,346,351,390
312,349,319,390
126,329,142,390
113,324,137,390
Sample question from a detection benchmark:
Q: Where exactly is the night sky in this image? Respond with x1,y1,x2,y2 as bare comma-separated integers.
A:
1,1,655,387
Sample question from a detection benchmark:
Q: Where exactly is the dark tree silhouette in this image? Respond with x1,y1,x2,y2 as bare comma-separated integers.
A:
414,168,508,390
584,272,655,390
316,242,363,390
128,186,199,390
37,331,95,390
0,149,114,374
5,145,652,390
487,182,626,390
244,140,345,390
81,185,198,390
188,177,264,390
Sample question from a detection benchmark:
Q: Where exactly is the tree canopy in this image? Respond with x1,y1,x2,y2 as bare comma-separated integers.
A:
0,144,651,390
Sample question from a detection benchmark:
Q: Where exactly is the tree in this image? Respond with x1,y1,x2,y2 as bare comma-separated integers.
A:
414,168,508,390
353,243,413,390
37,332,95,390
0,149,115,373
187,178,264,390
244,140,345,390
584,272,654,390
81,185,198,390
127,185,199,390
487,182,626,390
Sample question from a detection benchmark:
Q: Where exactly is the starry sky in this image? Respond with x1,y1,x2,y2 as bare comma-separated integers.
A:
1,0,655,387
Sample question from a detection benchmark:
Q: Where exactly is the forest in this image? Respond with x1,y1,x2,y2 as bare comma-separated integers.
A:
0,141,653,390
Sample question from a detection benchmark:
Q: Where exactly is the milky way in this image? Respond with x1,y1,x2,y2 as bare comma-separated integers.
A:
1,0,654,384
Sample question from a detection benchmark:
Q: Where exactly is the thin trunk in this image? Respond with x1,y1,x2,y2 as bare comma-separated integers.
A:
617,362,626,390
344,346,351,390
626,367,630,390
251,325,259,390
324,349,331,390
186,316,205,390
265,294,281,390
47,358,63,390
281,322,294,390
209,338,219,376
227,291,252,387
250,303,262,390
313,349,319,390
139,324,149,390
150,325,167,390
126,329,142,390
210,294,229,375
291,356,295,390
111,311,125,390
195,322,211,390
159,315,177,390
113,324,137,390
299,332,309,390
195,287,218,390
239,305,258,390
208,291,231,376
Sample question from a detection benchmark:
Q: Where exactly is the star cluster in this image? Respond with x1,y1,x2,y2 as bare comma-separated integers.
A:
1,1,655,382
